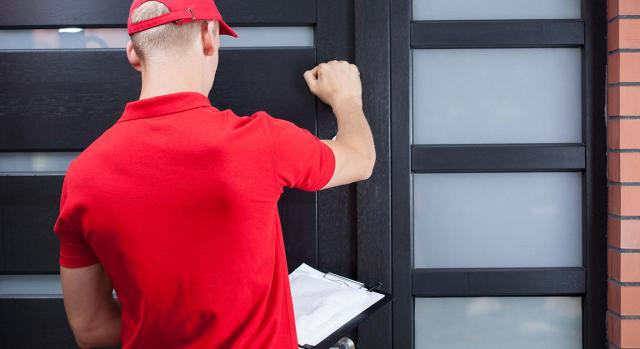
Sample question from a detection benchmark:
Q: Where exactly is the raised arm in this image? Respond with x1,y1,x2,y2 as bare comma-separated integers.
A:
303,60,376,190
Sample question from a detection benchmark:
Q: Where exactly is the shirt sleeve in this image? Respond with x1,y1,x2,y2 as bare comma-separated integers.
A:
265,113,336,192
53,173,99,268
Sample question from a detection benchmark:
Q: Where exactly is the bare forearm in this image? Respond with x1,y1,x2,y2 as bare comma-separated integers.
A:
331,98,376,166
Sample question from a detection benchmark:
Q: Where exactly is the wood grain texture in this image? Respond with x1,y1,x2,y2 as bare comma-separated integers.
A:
317,0,358,280
0,176,63,273
279,188,318,272
0,47,319,272
354,0,392,347
411,20,585,48
0,48,316,150
413,268,586,297
0,0,316,28
584,0,609,347
412,144,586,172
389,0,412,346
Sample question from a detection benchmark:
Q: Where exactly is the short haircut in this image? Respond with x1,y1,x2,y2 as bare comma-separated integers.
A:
130,1,218,61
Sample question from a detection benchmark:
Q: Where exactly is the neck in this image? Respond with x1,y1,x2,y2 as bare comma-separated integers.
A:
138,57,211,100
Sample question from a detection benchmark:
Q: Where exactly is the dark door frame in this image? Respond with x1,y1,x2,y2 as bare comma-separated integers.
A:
390,0,607,348
352,0,393,347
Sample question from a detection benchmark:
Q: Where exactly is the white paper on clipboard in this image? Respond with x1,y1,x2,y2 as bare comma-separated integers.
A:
289,263,385,347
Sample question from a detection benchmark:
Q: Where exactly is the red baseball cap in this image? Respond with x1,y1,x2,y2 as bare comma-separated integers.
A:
127,0,238,38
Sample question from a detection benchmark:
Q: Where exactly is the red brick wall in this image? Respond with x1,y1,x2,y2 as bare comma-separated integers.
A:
608,1,640,348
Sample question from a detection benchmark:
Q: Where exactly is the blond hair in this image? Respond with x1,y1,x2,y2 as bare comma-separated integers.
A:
130,1,218,61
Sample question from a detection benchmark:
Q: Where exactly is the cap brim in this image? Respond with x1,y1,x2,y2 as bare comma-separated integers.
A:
218,19,238,38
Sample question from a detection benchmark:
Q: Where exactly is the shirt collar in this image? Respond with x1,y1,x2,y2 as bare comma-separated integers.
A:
117,91,216,123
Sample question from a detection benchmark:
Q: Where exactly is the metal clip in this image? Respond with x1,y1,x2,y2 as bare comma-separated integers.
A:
176,8,195,24
323,272,366,290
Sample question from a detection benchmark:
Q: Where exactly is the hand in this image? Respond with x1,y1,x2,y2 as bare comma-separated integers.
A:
303,60,362,109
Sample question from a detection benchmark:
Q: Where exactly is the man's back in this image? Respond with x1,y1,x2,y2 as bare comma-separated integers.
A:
54,91,335,348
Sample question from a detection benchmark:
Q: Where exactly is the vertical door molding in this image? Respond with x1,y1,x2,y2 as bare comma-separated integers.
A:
354,0,393,348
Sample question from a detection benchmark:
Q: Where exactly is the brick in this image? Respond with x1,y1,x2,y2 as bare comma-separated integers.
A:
609,19,640,51
609,52,640,83
609,152,640,182
609,281,640,315
608,185,640,216
608,312,619,346
610,52,621,83
608,0,617,19
608,86,640,116
609,281,622,314
608,119,640,149
609,217,640,249
610,152,621,181
609,249,640,282
609,0,640,19
607,314,640,347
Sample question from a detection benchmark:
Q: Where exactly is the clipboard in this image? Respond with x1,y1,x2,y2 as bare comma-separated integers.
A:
293,269,394,349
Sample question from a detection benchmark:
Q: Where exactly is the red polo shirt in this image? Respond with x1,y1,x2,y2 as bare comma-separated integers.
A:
52,91,335,348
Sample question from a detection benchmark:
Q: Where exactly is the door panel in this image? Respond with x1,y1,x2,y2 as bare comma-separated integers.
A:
0,1,365,347
0,299,82,349
0,176,62,273
391,0,607,348
0,0,316,27
0,49,315,150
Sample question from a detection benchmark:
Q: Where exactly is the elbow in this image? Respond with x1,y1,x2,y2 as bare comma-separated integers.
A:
71,323,95,349
70,321,102,349
74,332,94,349
361,150,376,180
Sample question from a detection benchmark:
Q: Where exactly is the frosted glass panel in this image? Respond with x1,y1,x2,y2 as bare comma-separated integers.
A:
0,28,129,49
413,172,582,268
412,48,581,144
0,275,62,298
413,0,580,20
0,27,314,49
221,27,314,48
415,297,582,349
0,275,117,299
0,152,78,174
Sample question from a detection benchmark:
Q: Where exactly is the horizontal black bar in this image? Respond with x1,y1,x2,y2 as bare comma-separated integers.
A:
0,0,316,28
0,298,121,348
411,144,585,172
0,48,316,150
0,176,63,273
413,267,586,297
411,20,584,49
0,179,318,274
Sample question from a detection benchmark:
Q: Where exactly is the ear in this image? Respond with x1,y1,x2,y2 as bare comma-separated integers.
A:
126,40,142,72
201,20,219,56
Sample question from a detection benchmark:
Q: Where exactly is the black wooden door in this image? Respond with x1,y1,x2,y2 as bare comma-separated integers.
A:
0,1,396,348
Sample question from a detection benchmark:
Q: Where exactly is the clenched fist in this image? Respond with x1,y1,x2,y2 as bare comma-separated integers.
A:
303,60,362,109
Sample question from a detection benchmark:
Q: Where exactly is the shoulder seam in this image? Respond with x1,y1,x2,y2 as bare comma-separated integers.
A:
61,166,84,238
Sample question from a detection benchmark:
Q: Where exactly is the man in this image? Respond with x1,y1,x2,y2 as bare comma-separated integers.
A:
52,0,375,348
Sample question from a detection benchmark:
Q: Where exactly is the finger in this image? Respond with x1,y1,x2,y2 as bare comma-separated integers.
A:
303,68,318,87
304,66,319,79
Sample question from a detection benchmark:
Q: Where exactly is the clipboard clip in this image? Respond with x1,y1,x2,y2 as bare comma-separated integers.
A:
323,272,365,290
322,272,383,293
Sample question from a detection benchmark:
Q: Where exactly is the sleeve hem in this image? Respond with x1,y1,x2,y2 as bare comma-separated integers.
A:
59,256,100,269
307,140,336,191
